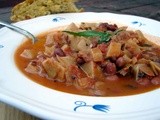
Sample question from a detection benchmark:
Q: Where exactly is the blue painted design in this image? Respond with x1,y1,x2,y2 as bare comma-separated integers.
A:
74,101,110,113
132,21,145,27
0,45,4,48
92,104,109,113
52,17,65,22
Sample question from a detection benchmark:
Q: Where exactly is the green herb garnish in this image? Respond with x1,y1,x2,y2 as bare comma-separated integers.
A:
63,30,112,44
63,29,123,44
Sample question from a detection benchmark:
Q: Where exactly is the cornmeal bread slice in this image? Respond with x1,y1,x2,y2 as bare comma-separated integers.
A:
10,0,83,22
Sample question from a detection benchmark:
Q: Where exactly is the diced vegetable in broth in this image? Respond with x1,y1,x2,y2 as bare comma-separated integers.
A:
106,41,121,58
91,47,103,62
42,58,58,79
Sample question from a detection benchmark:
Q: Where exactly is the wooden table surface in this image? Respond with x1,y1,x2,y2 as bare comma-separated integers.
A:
0,0,160,120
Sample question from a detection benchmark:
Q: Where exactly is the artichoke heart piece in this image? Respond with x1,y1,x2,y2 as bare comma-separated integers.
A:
119,64,132,76
125,39,141,55
70,36,81,51
65,22,79,32
42,58,66,81
56,55,76,68
77,38,90,52
80,61,103,79
150,61,160,75
91,47,103,62
106,41,122,58
133,64,155,80
139,64,155,76
42,58,57,78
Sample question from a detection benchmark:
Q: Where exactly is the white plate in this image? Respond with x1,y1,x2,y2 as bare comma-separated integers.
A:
0,12,160,120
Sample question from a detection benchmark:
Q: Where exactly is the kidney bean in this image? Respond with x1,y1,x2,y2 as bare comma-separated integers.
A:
54,47,65,56
105,62,117,75
110,57,117,62
116,57,125,67
106,24,118,31
97,43,108,53
76,57,85,65
98,23,118,31
97,23,108,31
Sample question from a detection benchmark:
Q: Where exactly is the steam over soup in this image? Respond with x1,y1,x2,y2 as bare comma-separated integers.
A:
14,22,160,96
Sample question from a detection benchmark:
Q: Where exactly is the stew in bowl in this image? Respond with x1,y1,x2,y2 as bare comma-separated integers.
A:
14,22,160,97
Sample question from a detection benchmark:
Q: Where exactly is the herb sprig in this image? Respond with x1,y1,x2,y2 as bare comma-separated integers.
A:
63,29,122,44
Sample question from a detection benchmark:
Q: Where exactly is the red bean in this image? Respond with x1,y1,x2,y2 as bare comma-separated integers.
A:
98,43,108,53
110,57,117,62
98,23,118,31
116,57,125,67
106,24,118,31
105,62,117,75
76,57,85,65
54,47,65,56
98,23,108,31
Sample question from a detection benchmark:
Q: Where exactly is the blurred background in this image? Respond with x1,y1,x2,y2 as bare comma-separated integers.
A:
0,0,160,23
0,0,23,7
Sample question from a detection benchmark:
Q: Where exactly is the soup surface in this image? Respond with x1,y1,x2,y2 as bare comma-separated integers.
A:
14,22,160,96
